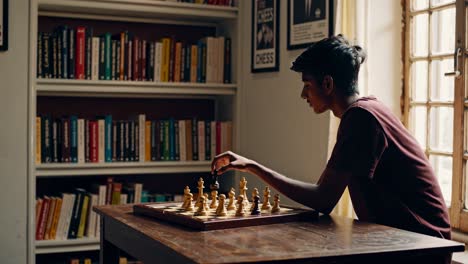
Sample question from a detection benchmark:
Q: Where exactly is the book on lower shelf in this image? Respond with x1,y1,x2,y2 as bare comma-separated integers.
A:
35,177,185,242
36,114,232,165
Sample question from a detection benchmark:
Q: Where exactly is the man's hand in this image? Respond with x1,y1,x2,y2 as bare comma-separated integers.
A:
211,151,254,175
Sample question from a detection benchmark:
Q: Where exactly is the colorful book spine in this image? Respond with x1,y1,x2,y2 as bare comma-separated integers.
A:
75,27,86,79
105,115,113,162
70,115,78,162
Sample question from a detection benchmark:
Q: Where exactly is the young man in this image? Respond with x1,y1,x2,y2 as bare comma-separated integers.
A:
211,35,451,263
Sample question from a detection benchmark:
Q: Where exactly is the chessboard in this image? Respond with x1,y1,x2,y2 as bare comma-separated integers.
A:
133,202,318,231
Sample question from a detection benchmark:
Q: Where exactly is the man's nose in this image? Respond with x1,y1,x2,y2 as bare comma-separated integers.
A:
300,88,306,99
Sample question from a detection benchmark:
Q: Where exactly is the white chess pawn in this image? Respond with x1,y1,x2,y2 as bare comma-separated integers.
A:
227,188,236,211
261,186,272,210
250,188,259,211
194,195,208,216
235,195,246,217
216,194,227,216
271,194,281,213
210,190,218,208
185,193,194,211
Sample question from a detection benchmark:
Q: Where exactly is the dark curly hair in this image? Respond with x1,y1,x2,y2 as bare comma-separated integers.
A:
290,34,367,96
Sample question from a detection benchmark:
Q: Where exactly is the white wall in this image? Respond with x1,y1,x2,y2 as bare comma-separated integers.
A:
238,1,331,205
0,0,30,263
238,0,402,205
367,0,403,117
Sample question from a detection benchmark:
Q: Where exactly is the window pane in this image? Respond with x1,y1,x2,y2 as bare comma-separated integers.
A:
411,61,428,101
429,155,452,205
409,106,428,149
431,8,456,55
430,0,455,7
430,107,453,152
430,59,455,101
412,14,429,57
412,0,429,11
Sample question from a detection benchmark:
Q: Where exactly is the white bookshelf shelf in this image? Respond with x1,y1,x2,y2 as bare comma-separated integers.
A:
38,0,238,24
35,238,100,254
36,79,237,97
36,161,212,177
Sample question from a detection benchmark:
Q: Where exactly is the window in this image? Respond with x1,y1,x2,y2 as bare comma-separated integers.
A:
403,0,467,231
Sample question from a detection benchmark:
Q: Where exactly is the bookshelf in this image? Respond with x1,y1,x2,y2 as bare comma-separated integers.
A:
29,0,241,263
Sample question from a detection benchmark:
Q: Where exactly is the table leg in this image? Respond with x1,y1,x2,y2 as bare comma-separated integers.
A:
99,216,120,264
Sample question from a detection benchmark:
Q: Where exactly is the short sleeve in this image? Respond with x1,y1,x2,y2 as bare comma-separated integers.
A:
326,107,388,179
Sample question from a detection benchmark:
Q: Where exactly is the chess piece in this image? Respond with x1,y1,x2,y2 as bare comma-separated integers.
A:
239,177,250,208
250,188,259,211
210,190,218,208
185,193,194,211
235,195,246,217
181,186,191,209
251,195,261,215
271,194,280,213
210,173,220,191
261,186,272,210
196,177,205,206
227,188,236,211
216,194,227,216
194,195,208,216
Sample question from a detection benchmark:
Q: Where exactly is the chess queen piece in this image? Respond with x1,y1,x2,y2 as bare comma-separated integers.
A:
210,190,218,208
250,188,259,211
271,194,281,213
196,177,205,207
185,193,194,211
216,194,227,216
194,195,208,216
227,188,236,211
239,177,250,208
261,186,272,210
235,195,246,217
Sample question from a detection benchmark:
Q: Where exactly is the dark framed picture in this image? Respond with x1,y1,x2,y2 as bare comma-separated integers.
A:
251,0,279,73
0,0,8,51
287,0,333,50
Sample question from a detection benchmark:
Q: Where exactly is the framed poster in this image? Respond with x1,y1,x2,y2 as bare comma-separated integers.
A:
287,0,333,50
251,0,279,73
0,0,8,51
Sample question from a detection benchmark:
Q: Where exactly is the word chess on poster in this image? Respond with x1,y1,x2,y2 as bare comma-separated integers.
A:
287,0,333,50
251,0,279,73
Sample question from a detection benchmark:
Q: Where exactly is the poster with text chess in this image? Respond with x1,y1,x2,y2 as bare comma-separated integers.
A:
251,0,279,73
287,0,333,50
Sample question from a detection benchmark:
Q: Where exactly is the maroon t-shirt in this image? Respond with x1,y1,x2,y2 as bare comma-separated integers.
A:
327,96,451,240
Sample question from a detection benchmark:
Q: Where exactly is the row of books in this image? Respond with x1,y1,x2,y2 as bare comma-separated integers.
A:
173,0,235,6
36,114,232,164
37,27,232,84
36,177,185,241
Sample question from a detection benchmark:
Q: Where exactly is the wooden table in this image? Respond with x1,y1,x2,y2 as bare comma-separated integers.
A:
94,204,464,264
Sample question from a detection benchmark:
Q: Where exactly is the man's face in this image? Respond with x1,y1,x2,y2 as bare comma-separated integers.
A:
300,73,330,114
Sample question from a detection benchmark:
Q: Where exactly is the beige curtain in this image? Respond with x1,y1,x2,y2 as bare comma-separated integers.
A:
330,0,369,219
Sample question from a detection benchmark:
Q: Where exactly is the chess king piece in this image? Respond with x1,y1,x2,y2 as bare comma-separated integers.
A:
185,193,194,211
261,186,272,210
227,188,236,211
210,190,218,208
181,186,191,208
216,194,227,216
250,188,259,211
239,177,250,208
271,194,281,213
194,195,208,216
196,177,205,206
235,195,246,217
251,195,261,215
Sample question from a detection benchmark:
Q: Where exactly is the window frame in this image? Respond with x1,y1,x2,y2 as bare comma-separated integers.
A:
403,0,467,231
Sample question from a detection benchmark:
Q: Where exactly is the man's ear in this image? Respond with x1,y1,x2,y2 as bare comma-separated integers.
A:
322,75,334,95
